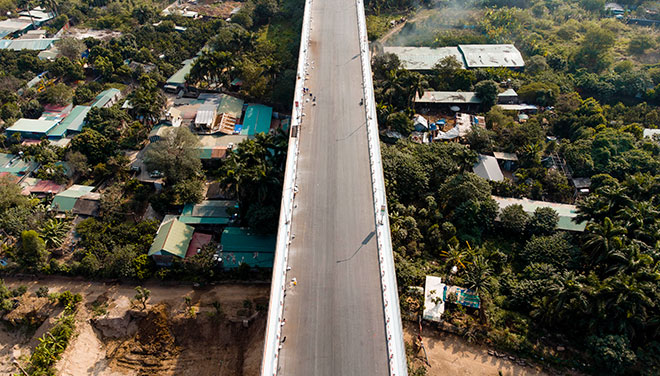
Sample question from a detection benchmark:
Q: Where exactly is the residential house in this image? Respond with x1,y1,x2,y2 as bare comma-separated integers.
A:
92,88,121,108
72,192,101,217
179,200,238,225
0,153,38,180
415,91,482,112
51,185,95,213
497,89,518,104
164,58,195,92
22,179,64,197
473,154,504,182
423,276,480,323
493,151,518,172
148,218,194,266
219,227,276,269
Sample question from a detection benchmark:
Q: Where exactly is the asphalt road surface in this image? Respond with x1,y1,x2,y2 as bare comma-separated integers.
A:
276,0,389,375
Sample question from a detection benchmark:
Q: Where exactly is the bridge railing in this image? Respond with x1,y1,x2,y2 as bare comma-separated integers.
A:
260,0,313,374
355,0,408,375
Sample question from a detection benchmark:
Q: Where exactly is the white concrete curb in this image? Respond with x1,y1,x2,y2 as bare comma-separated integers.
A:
260,0,313,374
355,0,408,375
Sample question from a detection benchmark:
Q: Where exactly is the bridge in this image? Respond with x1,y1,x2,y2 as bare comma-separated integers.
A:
260,0,407,374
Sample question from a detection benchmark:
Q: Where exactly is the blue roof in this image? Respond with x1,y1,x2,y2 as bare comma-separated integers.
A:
241,105,272,136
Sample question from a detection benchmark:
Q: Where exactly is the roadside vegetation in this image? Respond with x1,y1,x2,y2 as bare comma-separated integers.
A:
369,0,660,374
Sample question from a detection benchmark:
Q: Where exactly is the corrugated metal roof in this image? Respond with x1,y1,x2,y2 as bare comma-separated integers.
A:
217,94,244,117
7,118,59,134
423,276,444,322
415,91,481,104
383,46,465,70
499,88,518,97
166,58,195,85
0,18,32,33
473,154,504,182
51,185,95,212
497,104,538,111
221,227,275,254
0,153,38,175
458,44,525,68
241,104,272,136
92,88,120,108
195,107,216,126
29,179,64,194
148,218,194,258
1,38,58,51
58,105,91,133
185,232,212,258
220,227,276,268
181,200,237,219
492,196,586,232
492,152,518,161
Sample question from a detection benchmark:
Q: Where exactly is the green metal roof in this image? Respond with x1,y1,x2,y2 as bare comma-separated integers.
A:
166,58,195,85
46,121,68,138
92,88,120,108
2,38,58,51
197,148,213,159
0,153,38,175
7,118,59,134
179,200,237,225
58,105,91,133
241,104,272,136
148,218,194,258
217,94,244,117
220,227,276,268
179,216,229,225
51,185,95,212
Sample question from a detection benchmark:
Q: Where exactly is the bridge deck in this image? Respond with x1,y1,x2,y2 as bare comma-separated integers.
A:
276,0,389,374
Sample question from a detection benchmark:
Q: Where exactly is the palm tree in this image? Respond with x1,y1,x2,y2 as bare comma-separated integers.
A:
382,69,402,105
617,201,659,245
584,217,627,268
39,0,58,16
18,0,36,29
598,273,655,342
463,254,493,324
439,243,471,272
405,72,428,107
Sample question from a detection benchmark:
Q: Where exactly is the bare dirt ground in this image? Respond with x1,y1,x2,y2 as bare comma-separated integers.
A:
0,277,269,376
404,322,549,376
164,0,243,19
63,27,123,41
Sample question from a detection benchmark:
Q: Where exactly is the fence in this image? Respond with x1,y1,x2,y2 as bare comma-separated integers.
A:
355,0,408,374
259,0,313,373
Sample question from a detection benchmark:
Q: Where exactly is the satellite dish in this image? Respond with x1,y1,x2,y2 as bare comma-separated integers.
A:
450,106,460,112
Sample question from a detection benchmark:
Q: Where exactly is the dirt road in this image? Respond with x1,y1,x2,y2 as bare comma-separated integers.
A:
405,322,549,376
